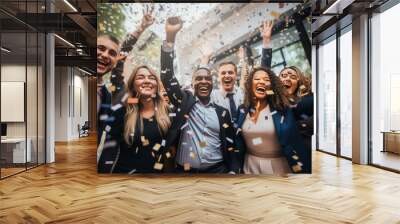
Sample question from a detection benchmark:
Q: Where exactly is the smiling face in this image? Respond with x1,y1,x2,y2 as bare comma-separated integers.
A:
133,67,158,99
218,63,237,92
192,68,213,101
279,68,299,96
251,70,271,101
97,36,119,76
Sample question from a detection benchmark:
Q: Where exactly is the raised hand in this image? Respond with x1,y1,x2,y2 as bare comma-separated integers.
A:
140,5,155,30
165,16,183,43
259,20,273,48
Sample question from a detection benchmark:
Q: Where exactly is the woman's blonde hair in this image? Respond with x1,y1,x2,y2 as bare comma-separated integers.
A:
123,65,171,144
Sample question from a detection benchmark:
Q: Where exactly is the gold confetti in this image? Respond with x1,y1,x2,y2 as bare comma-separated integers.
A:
154,162,163,170
266,90,275,95
199,141,207,148
190,152,195,159
292,155,299,160
184,163,191,171
127,97,139,104
141,136,149,146
228,147,234,151
153,143,161,151
292,164,302,172
271,11,281,19
223,123,229,128
166,152,171,158
299,85,306,90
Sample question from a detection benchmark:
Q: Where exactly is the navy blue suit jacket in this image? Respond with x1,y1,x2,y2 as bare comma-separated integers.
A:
235,105,311,173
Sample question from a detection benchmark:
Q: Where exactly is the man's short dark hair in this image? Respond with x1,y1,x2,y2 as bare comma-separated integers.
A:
98,34,120,45
218,61,237,74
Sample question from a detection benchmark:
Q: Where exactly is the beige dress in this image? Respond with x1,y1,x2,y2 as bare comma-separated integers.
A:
242,106,291,175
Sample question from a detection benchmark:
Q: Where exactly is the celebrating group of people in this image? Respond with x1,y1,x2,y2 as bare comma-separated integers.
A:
97,9,313,175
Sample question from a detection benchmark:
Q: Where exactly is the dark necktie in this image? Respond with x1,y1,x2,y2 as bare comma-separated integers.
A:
227,93,237,121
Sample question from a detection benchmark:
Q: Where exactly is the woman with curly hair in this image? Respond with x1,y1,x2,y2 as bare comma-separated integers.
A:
235,67,311,175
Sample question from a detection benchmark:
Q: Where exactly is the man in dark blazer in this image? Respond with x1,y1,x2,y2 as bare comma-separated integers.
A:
160,17,240,174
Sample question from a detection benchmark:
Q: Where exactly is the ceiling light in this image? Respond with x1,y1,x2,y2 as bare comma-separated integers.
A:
63,0,78,12
1,47,11,53
54,34,75,48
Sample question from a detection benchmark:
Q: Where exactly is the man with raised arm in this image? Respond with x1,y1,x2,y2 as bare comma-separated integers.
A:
160,17,240,174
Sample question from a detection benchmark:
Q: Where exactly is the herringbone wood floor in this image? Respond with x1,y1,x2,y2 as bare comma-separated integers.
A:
1,135,400,224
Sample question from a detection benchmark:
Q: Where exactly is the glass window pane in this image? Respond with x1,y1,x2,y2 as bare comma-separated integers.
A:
317,37,337,154
371,4,400,171
340,29,352,158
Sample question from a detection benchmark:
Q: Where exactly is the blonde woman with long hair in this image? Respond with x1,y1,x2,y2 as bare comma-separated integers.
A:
99,65,173,173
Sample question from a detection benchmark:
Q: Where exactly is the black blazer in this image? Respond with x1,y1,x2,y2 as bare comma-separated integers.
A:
98,85,112,144
235,105,311,173
160,47,240,173
97,104,178,173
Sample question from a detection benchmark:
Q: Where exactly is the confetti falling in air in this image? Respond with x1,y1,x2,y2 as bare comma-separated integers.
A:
184,163,191,171
223,123,229,128
153,143,161,151
199,141,207,148
252,137,262,145
266,90,274,95
154,162,163,170
127,97,139,104
166,152,171,158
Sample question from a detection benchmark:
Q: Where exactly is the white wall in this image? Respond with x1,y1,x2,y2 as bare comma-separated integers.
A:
54,67,89,141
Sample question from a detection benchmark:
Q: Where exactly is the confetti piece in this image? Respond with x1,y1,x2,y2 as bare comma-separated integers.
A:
240,108,245,113
166,152,171,158
292,164,302,172
292,155,299,160
301,123,307,127
105,161,113,165
226,137,233,143
223,123,229,128
228,147,234,151
190,152,195,159
266,90,274,95
141,136,149,146
252,137,262,145
128,169,137,174
271,11,281,19
153,143,161,151
184,114,190,119
184,163,191,171
280,116,285,124
127,97,139,104
300,85,306,90
181,122,189,130
105,125,111,132
171,82,178,86
135,147,139,154
99,114,108,121
154,162,163,170
270,111,277,115
169,113,176,117
222,110,226,117
111,103,123,111
161,139,166,147
151,151,155,158
199,141,207,148
236,128,242,135
103,140,117,149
